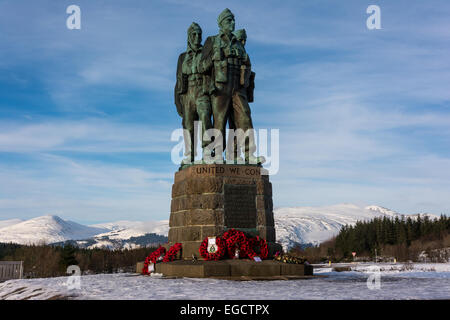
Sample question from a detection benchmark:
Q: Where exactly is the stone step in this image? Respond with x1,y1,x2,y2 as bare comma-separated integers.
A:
138,259,314,279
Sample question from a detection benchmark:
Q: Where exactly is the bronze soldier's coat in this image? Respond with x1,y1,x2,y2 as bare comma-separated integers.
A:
199,12,258,161
175,23,212,162
175,10,262,164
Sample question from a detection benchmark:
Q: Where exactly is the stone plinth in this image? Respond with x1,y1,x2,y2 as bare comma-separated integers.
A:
154,260,314,279
168,164,281,259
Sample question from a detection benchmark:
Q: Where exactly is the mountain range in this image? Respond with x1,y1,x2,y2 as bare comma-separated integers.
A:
274,204,436,249
0,204,438,250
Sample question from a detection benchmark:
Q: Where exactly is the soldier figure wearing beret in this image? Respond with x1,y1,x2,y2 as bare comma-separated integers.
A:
199,9,263,164
175,22,213,164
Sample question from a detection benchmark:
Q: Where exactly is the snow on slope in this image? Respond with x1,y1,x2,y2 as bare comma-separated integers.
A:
90,220,169,240
82,221,169,249
364,205,399,217
90,204,413,249
0,204,439,249
0,215,108,245
273,204,438,250
0,216,169,247
0,218,22,229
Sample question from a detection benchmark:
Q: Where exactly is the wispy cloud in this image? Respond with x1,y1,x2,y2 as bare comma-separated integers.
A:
0,119,174,153
0,0,449,221
0,153,173,223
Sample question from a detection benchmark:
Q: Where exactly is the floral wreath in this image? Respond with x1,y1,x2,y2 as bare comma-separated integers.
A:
163,243,183,262
142,246,166,274
222,229,249,258
199,236,226,260
245,236,268,260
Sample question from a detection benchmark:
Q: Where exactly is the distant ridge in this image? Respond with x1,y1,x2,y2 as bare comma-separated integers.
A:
0,215,108,245
274,204,438,250
0,205,439,250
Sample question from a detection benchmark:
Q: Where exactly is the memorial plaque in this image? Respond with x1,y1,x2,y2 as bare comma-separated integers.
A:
224,184,257,228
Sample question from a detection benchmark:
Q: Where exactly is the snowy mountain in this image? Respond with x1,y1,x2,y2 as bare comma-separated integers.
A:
0,204,440,250
79,220,169,249
0,215,108,245
364,205,399,217
90,220,169,241
274,204,439,250
0,215,169,249
0,218,23,229
56,233,169,250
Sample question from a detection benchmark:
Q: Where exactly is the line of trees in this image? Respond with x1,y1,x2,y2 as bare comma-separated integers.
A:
335,215,450,258
0,243,157,278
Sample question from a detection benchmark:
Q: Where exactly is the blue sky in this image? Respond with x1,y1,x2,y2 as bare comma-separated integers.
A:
0,0,449,224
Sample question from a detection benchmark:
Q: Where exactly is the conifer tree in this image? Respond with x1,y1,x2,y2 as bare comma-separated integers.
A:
60,244,78,271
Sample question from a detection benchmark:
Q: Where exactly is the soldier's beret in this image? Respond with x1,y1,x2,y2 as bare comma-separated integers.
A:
187,22,202,35
217,8,234,26
233,29,247,41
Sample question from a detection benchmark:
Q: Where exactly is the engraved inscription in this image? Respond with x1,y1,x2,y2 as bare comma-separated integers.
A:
224,184,257,228
193,165,261,176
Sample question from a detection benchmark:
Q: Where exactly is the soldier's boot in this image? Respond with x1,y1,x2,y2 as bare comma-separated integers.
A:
182,127,196,165
246,155,266,165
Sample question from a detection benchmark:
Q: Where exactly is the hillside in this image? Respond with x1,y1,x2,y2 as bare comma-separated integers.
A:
0,215,108,245
273,204,438,250
0,204,439,250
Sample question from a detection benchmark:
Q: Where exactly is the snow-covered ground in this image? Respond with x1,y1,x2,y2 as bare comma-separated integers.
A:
1,263,449,300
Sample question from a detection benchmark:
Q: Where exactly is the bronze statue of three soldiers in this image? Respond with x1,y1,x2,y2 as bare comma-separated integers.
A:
175,9,264,165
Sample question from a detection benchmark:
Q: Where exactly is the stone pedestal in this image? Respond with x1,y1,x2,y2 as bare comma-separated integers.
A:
154,260,314,279
168,164,281,259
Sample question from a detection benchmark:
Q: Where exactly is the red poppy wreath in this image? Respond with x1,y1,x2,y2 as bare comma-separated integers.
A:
245,236,268,260
142,246,166,274
163,242,183,262
222,228,249,258
199,236,226,260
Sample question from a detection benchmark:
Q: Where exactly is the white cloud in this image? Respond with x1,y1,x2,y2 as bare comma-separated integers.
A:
0,119,175,153
1,0,450,220
0,153,173,222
